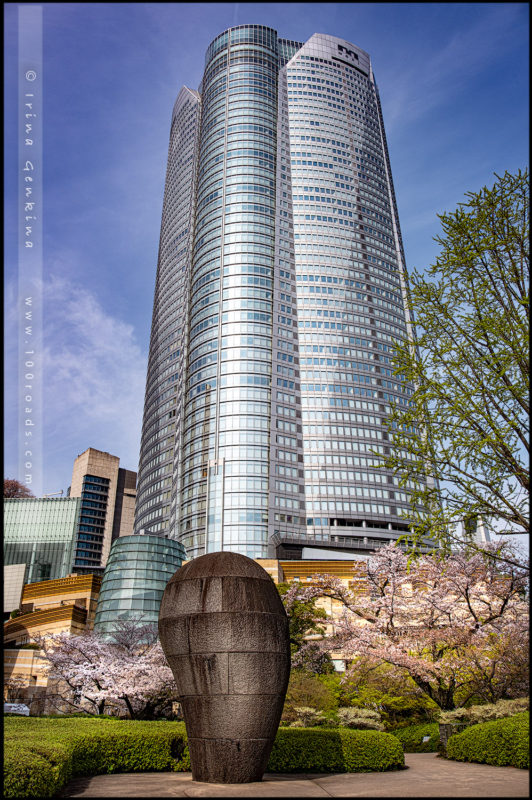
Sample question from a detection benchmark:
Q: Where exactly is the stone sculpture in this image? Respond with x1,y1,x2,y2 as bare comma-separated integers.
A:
159,551,291,783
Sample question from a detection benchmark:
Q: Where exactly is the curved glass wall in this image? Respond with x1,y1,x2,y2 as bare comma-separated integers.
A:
134,88,201,537
181,25,281,559
93,534,186,633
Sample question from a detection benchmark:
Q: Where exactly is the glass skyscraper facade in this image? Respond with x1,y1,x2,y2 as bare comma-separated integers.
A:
135,27,429,560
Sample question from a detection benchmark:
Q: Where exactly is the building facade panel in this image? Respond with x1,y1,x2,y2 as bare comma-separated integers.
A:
3,564,27,614
4,498,80,583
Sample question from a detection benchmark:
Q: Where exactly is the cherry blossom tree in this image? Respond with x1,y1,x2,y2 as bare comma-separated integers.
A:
36,621,177,719
284,542,528,710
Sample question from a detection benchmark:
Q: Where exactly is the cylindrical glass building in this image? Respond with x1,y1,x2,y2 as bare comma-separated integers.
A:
93,534,186,633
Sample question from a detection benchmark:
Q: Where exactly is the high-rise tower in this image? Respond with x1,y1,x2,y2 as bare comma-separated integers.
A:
135,27,429,560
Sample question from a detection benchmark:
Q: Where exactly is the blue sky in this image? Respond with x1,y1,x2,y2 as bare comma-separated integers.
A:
4,2,529,497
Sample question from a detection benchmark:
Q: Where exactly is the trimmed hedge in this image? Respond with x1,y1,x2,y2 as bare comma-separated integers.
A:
4,718,404,798
4,718,189,798
391,722,439,753
446,712,529,769
268,727,404,773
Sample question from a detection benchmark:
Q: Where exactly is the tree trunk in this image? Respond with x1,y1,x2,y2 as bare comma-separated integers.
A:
123,695,136,719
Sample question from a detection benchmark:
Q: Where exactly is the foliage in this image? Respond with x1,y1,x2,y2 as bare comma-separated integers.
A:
284,542,528,710
268,726,404,773
278,581,327,649
4,748,57,799
392,722,440,752
339,658,439,729
35,619,178,719
314,671,343,704
382,169,529,552
281,669,339,724
277,582,334,672
290,706,384,731
337,707,384,730
4,478,34,498
439,696,528,725
4,717,404,796
3,717,189,798
446,712,529,769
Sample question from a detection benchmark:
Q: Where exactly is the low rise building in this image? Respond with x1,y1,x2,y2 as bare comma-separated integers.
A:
3,574,102,713
4,553,365,713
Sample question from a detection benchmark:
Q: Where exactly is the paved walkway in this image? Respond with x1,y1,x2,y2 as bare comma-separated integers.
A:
61,754,528,797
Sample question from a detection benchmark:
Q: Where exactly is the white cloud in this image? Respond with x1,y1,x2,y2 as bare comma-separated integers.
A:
41,275,147,480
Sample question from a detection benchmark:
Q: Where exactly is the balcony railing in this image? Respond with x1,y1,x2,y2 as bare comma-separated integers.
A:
271,531,436,553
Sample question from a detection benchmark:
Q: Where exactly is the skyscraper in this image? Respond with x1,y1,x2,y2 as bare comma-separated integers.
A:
135,26,428,561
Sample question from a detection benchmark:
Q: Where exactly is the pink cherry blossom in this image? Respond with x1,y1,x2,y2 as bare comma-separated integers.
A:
286,542,528,710
35,620,177,718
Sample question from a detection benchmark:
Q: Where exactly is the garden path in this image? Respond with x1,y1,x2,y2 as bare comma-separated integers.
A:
61,753,529,797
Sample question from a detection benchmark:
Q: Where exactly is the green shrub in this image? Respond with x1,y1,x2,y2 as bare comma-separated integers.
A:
268,727,404,772
391,722,439,752
4,749,58,799
4,717,404,796
4,718,189,798
446,712,529,769
338,660,439,730
282,669,339,723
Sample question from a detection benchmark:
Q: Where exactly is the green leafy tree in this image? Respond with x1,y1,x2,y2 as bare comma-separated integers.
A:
383,169,529,556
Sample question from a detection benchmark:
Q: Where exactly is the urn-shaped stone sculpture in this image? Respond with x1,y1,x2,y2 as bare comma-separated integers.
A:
159,551,291,783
